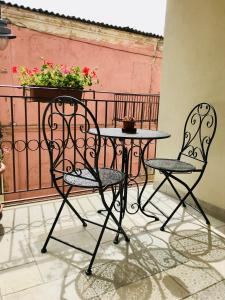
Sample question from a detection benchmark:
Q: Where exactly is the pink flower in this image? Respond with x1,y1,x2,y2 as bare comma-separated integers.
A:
32,67,39,73
82,67,90,75
63,68,70,74
61,65,70,74
12,66,17,73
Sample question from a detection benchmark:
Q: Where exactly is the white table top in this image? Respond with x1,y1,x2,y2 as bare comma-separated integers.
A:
89,127,170,140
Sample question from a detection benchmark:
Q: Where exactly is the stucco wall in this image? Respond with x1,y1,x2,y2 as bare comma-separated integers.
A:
0,5,163,94
156,0,225,212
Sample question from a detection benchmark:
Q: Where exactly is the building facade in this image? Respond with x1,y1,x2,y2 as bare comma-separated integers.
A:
0,2,163,94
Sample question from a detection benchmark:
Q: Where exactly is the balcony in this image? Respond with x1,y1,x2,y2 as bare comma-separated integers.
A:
1,0,225,297
0,85,225,299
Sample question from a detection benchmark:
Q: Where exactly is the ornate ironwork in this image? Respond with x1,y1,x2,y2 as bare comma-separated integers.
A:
41,96,130,275
0,88,159,201
143,102,217,231
43,97,101,185
179,102,217,163
89,128,170,217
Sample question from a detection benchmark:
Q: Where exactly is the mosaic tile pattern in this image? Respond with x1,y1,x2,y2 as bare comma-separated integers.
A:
0,185,225,299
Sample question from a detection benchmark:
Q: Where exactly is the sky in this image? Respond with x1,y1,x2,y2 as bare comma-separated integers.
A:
5,0,167,35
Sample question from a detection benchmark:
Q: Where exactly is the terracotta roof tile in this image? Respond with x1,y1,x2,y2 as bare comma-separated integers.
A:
0,0,163,39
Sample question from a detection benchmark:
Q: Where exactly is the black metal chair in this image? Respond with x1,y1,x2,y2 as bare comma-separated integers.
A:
41,96,129,275
143,102,217,231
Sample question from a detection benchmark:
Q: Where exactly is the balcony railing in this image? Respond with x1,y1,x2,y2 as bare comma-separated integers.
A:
0,86,159,203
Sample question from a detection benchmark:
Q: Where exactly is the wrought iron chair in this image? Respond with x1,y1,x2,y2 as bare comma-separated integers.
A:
41,96,129,275
143,102,217,231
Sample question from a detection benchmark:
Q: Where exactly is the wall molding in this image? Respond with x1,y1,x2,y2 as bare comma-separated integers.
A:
2,5,163,54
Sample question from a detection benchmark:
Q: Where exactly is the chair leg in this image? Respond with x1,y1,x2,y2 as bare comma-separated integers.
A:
65,198,87,227
108,186,129,243
41,199,66,253
41,193,87,253
142,177,168,211
167,176,186,208
101,185,129,243
86,190,119,276
160,177,210,230
160,194,188,231
113,183,125,244
189,190,210,225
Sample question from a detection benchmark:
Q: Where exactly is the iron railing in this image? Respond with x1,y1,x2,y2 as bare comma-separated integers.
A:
0,86,159,203
114,93,159,122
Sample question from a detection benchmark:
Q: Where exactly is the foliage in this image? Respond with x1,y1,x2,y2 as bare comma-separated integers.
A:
12,59,99,89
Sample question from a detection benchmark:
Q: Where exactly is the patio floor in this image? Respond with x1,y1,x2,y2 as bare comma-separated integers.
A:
0,184,225,300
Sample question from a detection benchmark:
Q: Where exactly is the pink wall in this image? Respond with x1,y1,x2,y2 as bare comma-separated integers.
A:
0,24,162,202
0,25,162,93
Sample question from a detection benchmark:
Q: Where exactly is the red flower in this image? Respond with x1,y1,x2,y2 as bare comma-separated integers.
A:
44,60,53,68
92,71,97,78
12,66,17,73
25,68,33,76
82,67,90,75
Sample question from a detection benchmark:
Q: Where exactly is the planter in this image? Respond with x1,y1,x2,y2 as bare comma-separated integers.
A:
122,120,137,133
123,120,135,130
28,87,83,103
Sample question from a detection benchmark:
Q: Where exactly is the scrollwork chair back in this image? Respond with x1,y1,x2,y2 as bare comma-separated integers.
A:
179,102,217,166
42,96,102,188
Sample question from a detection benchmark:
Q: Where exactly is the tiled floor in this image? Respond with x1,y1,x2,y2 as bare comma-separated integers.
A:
0,185,225,299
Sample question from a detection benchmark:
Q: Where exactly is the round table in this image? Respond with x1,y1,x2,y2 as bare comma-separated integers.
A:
89,127,170,218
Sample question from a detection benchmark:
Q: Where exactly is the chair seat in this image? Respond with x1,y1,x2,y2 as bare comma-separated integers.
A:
64,168,124,188
145,158,196,173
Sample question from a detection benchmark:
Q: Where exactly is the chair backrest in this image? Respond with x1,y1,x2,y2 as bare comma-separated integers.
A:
179,102,217,165
42,96,102,184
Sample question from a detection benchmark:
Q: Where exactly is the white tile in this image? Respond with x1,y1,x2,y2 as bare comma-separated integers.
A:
166,261,219,294
28,229,101,283
104,271,189,300
0,262,43,296
100,239,134,261
2,276,82,300
88,227,118,244
1,261,160,300
0,232,34,271
184,280,225,300
169,228,225,268
211,225,225,237
2,264,150,300
1,184,225,300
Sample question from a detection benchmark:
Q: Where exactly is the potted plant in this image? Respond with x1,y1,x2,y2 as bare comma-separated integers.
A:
122,116,136,133
12,59,99,102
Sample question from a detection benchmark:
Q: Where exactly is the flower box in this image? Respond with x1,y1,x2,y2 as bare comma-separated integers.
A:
12,59,99,103
28,87,83,103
